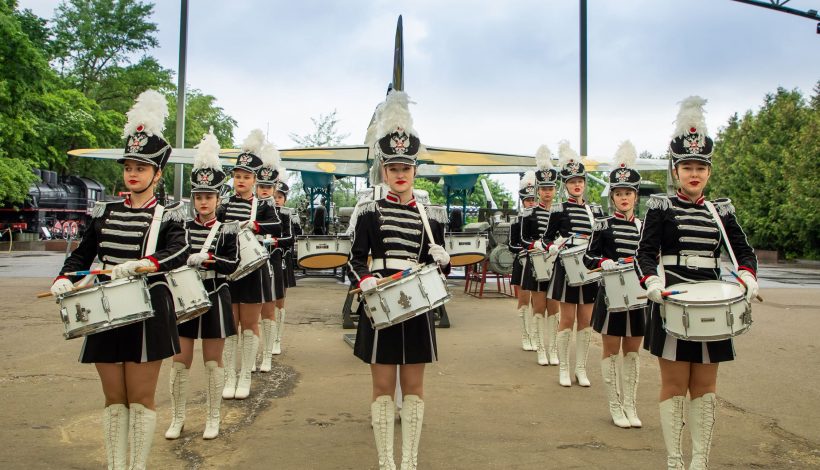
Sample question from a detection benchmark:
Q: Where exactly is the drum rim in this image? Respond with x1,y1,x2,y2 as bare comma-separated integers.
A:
296,235,352,241
664,280,746,305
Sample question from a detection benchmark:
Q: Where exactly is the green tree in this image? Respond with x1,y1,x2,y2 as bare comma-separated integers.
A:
288,109,350,147
0,158,37,205
711,85,819,259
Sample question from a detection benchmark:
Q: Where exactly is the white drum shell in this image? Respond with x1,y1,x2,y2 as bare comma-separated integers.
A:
296,235,352,269
58,277,154,340
662,281,752,342
601,265,647,312
228,229,269,281
529,251,558,281
362,265,451,330
444,233,488,267
166,266,212,323
560,245,601,286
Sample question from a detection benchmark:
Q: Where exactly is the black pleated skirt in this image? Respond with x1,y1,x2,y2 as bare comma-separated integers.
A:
178,280,236,339
547,261,598,304
228,262,273,304
643,302,735,363
511,254,524,286
284,250,297,288
80,281,179,363
591,286,646,337
270,250,286,300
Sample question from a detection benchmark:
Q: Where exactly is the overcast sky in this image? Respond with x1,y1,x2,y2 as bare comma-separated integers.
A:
19,0,820,193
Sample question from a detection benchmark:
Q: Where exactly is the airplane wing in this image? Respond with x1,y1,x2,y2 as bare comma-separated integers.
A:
68,146,668,178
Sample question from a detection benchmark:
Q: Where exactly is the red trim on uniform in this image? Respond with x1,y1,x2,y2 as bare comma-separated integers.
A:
567,197,580,204
676,191,705,205
386,191,416,206
357,275,374,288
598,258,610,268
613,211,635,222
253,221,260,233
738,265,756,279
144,256,160,271
54,275,70,283
538,202,549,210
639,275,651,288
124,195,158,209
196,215,217,227
528,241,536,250
271,238,278,248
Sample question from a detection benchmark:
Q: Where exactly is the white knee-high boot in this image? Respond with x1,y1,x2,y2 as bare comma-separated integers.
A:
601,355,630,428
273,307,285,355
689,393,717,470
164,362,189,439
102,404,128,470
128,403,156,470
546,314,560,365
557,328,572,387
260,318,274,372
234,329,258,399
518,305,534,351
222,334,238,399
203,360,224,440
533,314,549,365
574,327,593,387
622,351,642,427
371,395,397,470
399,395,425,470
660,396,686,470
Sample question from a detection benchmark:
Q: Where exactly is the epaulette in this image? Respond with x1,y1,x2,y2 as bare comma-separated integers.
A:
550,203,563,213
162,201,187,222
425,205,449,224
219,195,231,205
590,203,604,215
592,216,611,232
220,221,241,234
646,193,671,211
91,201,111,218
520,207,534,217
258,197,274,207
712,198,735,216
344,200,377,235
279,206,293,216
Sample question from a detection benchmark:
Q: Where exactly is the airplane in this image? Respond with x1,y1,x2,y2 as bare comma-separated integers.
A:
67,16,669,182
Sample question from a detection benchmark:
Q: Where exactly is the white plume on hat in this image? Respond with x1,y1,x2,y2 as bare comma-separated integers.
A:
520,170,537,190
673,96,708,138
613,140,637,168
558,140,580,166
241,128,266,154
259,141,282,170
122,89,168,139
374,90,417,141
193,126,222,171
535,145,553,171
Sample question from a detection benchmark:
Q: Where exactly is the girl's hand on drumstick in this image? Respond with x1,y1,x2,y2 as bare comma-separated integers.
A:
50,278,74,296
644,275,665,303
428,244,450,266
600,259,619,271
187,253,210,267
732,270,763,302
358,276,379,293
111,259,156,280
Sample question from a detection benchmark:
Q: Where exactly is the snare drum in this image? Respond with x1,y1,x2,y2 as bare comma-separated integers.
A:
529,250,558,281
601,264,646,312
296,235,352,269
444,233,488,266
560,245,601,286
166,266,212,323
362,264,451,330
662,281,751,342
58,277,154,340
227,228,268,281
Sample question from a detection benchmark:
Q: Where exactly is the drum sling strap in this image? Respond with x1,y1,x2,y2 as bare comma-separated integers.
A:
144,204,165,257
704,201,739,271
199,221,222,255
415,202,437,252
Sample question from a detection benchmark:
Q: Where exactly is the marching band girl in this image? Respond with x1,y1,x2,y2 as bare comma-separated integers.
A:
520,146,562,365
50,90,188,469
540,141,603,387
165,130,239,441
348,90,451,470
583,141,645,428
218,131,282,400
635,97,757,469
508,171,538,351
255,153,291,372
271,178,298,355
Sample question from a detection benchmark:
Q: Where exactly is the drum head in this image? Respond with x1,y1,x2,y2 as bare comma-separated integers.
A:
298,254,349,269
666,281,745,304
561,244,587,256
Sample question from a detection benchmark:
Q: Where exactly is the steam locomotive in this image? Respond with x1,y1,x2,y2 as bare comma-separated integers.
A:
0,170,105,237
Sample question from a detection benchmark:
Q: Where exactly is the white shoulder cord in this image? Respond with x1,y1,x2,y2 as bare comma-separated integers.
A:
415,202,437,248
144,204,165,257
250,197,258,222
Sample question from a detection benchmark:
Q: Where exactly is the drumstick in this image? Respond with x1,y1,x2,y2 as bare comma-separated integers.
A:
587,257,634,273
38,266,158,298
349,268,412,295
527,234,578,254
730,270,764,302
637,290,687,300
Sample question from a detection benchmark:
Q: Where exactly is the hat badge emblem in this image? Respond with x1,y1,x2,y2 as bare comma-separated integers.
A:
239,154,252,166
616,168,631,182
197,169,214,185
127,134,148,153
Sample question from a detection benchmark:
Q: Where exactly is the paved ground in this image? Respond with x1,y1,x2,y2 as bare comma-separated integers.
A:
1,253,819,469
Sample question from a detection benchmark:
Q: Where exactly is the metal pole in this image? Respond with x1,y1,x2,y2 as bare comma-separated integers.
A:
173,0,189,202
579,0,588,157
